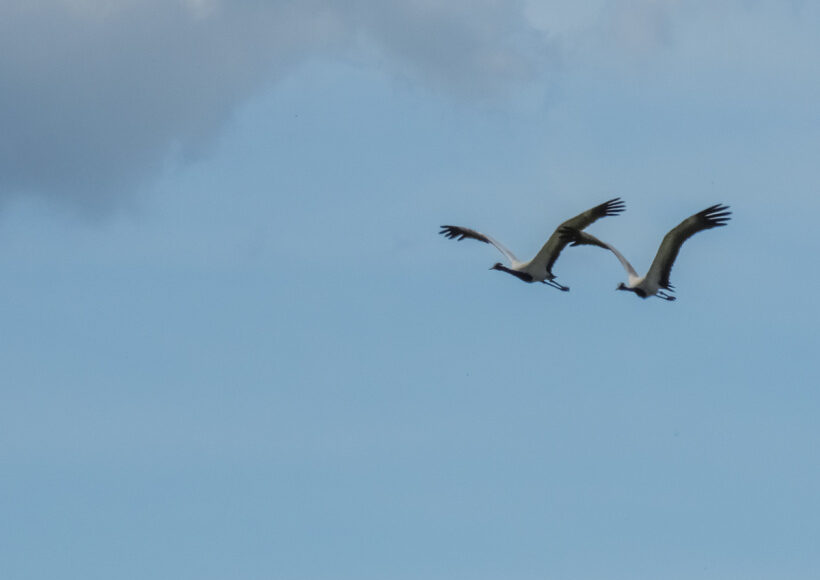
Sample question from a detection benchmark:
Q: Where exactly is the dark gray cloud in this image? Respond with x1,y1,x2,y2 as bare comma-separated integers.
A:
0,0,550,210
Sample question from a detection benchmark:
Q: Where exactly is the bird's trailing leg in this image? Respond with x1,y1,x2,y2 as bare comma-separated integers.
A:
543,279,570,292
656,291,676,301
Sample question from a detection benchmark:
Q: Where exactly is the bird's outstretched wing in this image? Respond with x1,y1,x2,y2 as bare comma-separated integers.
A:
439,225,518,265
558,198,626,231
645,204,731,290
529,198,626,275
558,226,640,279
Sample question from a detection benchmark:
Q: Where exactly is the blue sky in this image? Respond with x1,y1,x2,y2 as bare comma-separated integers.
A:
2,1,819,579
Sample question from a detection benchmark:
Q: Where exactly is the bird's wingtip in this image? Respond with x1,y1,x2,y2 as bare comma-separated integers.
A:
603,197,626,216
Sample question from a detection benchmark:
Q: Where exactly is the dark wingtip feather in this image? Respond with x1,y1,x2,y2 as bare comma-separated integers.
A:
602,197,626,217
439,225,489,243
703,203,730,212
700,204,732,227
439,225,460,240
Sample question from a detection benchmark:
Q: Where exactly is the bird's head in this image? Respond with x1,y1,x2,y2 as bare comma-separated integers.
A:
616,282,628,291
490,262,504,271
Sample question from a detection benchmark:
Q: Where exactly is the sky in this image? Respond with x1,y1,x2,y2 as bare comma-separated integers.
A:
1,1,819,579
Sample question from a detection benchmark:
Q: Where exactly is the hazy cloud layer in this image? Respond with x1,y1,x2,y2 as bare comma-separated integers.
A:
6,0,814,211
0,0,549,209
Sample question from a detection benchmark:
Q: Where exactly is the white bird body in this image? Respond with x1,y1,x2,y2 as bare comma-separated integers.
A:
440,198,625,291
560,204,731,301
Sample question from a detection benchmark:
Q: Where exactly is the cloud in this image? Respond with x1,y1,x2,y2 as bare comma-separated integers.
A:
526,0,820,78
354,0,548,95
602,0,676,55
0,0,551,211
525,0,679,63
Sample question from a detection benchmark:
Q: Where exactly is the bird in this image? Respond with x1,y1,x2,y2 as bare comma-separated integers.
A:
439,198,625,291
558,203,731,300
